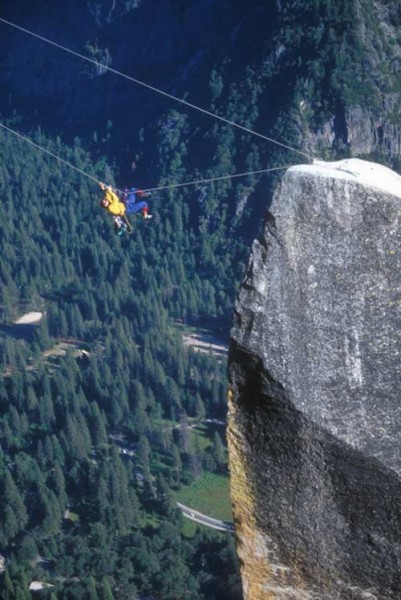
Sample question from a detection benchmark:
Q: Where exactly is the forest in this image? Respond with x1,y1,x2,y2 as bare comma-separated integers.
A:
0,0,400,598
0,119,244,600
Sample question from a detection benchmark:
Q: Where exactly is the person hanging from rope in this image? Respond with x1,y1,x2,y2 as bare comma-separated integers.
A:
99,182,152,235
122,186,153,219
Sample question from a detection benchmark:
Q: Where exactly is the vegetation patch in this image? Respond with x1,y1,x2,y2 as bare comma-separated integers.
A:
190,420,226,451
175,472,233,523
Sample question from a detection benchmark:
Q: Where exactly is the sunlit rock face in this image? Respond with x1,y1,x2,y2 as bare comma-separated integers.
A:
228,159,401,600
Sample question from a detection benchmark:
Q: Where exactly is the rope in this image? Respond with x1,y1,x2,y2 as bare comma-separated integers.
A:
123,215,133,234
0,122,101,186
142,166,292,193
0,16,314,163
0,121,295,194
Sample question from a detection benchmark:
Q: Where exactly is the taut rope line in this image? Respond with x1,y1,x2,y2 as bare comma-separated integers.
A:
0,122,101,186
0,121,294,192
0,17,314,163
142,166,292,193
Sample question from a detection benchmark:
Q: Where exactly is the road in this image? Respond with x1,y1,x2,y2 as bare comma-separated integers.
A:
177,502,234,533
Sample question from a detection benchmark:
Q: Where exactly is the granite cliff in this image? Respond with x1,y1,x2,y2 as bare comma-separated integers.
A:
228,159,401,599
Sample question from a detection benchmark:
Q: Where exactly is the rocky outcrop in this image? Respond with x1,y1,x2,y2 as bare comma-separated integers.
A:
228,159,401,599
304,99,401,158
297,0,401,159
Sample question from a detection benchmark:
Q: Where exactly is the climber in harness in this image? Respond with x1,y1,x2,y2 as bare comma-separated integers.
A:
113,215,130,236
122,187,153,219
99,182,152,235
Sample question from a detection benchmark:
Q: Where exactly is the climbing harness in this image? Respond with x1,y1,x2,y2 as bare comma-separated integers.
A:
113,215,133,236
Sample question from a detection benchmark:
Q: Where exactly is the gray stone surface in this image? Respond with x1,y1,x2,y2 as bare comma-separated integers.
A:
229,159,401,599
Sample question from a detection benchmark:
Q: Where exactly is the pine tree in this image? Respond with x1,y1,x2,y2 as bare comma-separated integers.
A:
155,473,175,517
2,471,28,540
18,535,39,562
90,403,109,449
212,431,227,473
15,587,29,600
2,570,15,600
138,436,151,471
170,446,183,485
101,576,115,600
178,413,191,453
87,575,100,600
195,393,206,420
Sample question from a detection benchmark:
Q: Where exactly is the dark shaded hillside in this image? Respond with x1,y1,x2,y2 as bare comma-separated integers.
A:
2,0,401,171
0,1,278,143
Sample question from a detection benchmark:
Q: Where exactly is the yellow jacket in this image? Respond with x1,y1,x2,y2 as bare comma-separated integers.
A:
103,187,126,216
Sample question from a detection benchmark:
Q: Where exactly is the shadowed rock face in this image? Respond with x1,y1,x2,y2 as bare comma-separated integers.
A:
228,159,401,599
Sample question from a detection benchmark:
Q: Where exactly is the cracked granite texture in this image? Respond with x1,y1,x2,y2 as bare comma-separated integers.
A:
228,159,401,599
